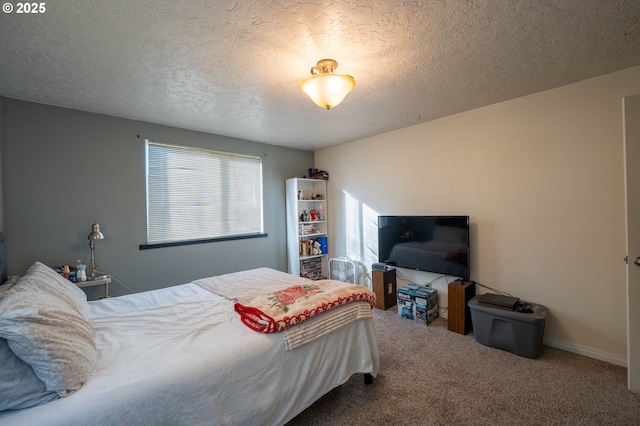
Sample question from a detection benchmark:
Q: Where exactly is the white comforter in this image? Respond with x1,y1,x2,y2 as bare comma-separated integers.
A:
0,272,379,426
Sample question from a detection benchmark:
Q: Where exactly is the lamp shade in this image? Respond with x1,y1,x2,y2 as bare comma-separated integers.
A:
87,222,104,240
300,59,355,110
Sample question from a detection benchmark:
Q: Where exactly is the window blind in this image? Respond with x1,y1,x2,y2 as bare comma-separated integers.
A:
146,141,263,244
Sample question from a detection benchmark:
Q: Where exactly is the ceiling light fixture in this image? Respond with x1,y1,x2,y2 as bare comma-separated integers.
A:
300,59,355,110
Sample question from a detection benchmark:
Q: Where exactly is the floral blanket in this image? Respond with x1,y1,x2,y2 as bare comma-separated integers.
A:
234,280,376,334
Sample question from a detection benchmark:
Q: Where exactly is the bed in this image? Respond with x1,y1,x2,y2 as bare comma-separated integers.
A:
0,233,379,425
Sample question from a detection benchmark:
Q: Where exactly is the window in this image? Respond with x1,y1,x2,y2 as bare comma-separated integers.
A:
144,140,264,246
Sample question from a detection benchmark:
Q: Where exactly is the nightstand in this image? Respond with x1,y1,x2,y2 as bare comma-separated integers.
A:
76,276,111,299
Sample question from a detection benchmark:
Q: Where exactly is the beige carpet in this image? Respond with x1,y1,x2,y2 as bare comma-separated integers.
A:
287,308,640,425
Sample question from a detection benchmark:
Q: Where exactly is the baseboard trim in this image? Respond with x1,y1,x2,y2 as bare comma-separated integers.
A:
543,337,627,367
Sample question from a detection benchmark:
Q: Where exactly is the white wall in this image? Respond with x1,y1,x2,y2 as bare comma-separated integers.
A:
316,65,640,365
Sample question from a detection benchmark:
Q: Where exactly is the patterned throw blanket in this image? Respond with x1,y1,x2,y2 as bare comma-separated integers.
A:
194,268,377,350
234,280,376,334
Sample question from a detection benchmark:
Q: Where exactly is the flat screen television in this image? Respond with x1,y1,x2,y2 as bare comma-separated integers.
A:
378,215,470,278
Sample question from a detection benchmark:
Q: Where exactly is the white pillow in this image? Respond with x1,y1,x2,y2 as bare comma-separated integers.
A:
0,289,97,397
0,276,21,297
0,338,58,411
23,262,89,315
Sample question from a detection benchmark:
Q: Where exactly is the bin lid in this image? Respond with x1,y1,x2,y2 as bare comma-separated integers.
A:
468,296,548,322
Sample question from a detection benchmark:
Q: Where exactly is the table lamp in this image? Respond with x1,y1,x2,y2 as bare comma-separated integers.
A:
87,222,104,279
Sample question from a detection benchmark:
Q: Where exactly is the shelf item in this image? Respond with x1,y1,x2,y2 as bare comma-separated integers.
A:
286,178,328,279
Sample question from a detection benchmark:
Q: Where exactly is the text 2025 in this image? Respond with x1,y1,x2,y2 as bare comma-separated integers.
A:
16,2,46,13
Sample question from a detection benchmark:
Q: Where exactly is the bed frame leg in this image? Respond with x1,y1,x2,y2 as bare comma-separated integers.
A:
364,373,373,385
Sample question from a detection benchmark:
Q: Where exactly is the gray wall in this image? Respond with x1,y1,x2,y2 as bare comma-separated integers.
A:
1,98,313,296
0,97,3,231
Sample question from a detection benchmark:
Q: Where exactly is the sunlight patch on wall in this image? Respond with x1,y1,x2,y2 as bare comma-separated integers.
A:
344,191,379,273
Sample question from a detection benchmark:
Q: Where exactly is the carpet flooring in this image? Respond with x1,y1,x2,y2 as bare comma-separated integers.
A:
286,308,640,425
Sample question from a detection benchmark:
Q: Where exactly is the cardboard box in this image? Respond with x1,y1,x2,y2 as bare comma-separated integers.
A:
397,284,438,325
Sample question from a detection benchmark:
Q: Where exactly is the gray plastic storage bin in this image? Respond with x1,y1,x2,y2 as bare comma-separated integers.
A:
468,296,548,358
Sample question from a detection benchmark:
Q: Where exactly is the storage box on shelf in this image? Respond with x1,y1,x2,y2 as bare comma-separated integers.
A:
286,178,328,279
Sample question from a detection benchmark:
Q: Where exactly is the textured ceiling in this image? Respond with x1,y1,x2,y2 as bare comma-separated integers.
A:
1,1,639,151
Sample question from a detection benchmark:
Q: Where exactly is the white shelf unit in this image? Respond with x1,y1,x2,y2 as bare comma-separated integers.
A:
286,178,328,279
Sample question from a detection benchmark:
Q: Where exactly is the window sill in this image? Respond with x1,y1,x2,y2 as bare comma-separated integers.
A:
139,233,268,250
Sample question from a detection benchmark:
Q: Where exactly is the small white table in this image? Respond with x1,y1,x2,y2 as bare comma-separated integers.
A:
76,275,111,299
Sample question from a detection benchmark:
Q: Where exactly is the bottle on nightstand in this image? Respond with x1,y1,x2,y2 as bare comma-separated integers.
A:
76,260,87,282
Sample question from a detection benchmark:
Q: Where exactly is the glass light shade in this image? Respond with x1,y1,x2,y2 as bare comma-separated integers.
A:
300,73,355,110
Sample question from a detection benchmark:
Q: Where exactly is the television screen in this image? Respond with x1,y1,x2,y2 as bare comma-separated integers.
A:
378,216,470,278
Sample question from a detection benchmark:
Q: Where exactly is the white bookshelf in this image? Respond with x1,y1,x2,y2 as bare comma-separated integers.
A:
285,178,328,279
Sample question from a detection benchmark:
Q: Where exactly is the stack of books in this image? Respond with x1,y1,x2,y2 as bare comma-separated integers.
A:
300,258,323,280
